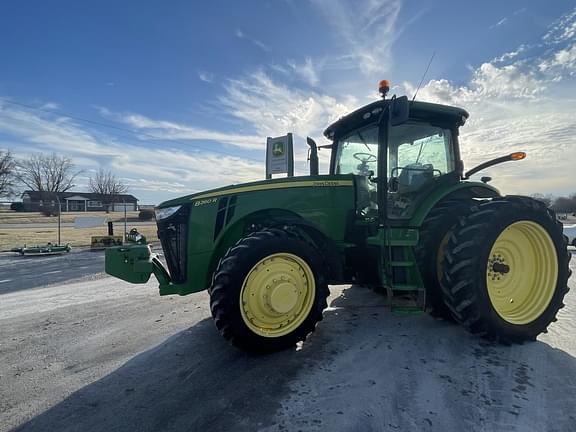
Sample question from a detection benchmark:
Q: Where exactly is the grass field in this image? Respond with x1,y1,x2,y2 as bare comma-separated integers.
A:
0,224,158,252
0,211,146,225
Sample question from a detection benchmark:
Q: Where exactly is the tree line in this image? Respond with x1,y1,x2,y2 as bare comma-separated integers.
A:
531,193,576,214
0,149,128,213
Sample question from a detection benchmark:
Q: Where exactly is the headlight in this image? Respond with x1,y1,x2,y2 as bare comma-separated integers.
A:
155,205,182,220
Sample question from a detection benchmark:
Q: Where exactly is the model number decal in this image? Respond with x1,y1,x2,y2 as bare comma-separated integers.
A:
312,181,343,187
193,197,218,207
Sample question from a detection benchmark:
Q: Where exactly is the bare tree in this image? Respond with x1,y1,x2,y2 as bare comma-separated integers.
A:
0,150,16,197
552,195,576,214
17,153,79,193
89,168,128,213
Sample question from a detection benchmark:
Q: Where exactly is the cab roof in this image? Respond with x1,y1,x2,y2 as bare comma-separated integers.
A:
323,98,469,140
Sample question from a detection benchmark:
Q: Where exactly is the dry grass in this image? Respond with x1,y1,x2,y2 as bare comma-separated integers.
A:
0,211,144,224
0,224,158,251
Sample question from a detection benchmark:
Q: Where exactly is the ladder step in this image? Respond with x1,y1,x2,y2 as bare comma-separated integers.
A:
391,305,425,315
391,284,421,291
389,261,414,267
385,240,418,247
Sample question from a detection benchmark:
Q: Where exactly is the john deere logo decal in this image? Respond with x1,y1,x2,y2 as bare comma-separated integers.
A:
272,141,284,156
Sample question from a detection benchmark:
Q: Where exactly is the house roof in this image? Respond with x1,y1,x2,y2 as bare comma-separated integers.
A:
22,191,139,202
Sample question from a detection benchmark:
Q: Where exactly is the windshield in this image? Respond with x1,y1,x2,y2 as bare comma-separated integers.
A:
334,125,378,177
334,122,454,179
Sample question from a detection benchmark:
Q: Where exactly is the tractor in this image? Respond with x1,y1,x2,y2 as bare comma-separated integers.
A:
106,81,571,353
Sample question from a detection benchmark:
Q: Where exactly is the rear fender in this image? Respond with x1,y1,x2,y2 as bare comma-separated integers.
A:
411,182,500,227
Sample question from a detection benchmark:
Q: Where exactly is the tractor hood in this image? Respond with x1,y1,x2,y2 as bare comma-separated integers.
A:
156,175,356,208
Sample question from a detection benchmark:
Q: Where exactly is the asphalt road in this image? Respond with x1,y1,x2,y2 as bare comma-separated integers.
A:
1,251,575,432
0,221,155,229
0,250,105,295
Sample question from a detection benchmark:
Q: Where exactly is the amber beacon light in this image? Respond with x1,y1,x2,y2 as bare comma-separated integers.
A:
379,79,390,99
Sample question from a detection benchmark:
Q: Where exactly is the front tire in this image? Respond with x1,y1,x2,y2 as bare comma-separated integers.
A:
441,196,571,343
209,228,329,353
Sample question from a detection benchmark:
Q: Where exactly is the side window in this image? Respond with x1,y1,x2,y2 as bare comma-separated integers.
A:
335,125,379,177
389,123,454,177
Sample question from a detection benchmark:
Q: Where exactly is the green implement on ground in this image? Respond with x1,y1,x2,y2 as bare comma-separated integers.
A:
106,82,571,353
12,243,71,256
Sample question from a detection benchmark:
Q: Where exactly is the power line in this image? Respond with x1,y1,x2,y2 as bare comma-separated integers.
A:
0,97,264,163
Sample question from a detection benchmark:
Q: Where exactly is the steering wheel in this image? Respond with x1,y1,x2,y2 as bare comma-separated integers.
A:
353,152,377,163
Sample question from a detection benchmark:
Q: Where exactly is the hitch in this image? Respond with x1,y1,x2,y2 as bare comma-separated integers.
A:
105,244,171,286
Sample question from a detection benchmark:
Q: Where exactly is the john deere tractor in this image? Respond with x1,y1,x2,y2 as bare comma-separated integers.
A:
106,81,571,352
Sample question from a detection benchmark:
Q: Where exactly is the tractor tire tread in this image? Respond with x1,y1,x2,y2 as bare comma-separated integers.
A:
209,227,329,353
440,196,571,344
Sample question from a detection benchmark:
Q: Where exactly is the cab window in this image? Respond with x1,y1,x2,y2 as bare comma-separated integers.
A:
389,123,454,178
335,125,378,177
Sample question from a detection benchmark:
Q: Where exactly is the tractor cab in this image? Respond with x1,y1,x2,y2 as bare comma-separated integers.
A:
324,91,468,221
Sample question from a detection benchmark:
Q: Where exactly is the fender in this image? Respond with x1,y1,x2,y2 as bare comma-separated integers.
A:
410,181,500,227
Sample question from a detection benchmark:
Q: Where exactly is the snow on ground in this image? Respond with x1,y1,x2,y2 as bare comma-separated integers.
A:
1,253,575,432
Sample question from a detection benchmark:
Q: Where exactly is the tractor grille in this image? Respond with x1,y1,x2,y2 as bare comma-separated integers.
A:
157,205,190,284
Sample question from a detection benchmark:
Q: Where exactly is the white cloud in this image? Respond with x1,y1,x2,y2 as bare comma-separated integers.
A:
218,70,359,173
220,70,356,138
287,57,320,86
197,70,214,83
235,28,271,52
0,102,263,203
489,17,508,30
98,109,263,151
400,9,576,195
3,6,575,203
311,0,402,76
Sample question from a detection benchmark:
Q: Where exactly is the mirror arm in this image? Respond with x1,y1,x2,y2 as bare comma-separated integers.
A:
464,152,526,179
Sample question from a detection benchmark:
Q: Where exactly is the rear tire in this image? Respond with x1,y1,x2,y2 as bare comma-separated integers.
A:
416,199,476,320
441,196,571,343
209,228,329,353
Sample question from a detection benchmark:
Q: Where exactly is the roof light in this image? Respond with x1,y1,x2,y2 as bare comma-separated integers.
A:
379,80,390,99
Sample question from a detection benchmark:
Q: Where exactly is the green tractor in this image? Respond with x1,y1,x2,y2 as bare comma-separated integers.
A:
106,82,571,352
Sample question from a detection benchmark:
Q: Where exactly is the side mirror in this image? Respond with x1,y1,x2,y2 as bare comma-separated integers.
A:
390,96,409,126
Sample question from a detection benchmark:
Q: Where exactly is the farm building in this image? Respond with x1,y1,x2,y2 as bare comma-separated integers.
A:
21,191,139,212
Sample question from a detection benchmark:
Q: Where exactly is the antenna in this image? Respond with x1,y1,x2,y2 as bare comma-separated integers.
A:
412,51,436,101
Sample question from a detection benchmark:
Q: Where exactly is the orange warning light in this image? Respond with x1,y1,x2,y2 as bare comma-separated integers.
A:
511,152,526,161
379,79,390,90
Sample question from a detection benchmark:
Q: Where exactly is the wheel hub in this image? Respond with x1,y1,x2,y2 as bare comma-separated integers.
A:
487,255,510,281
268,282,298,313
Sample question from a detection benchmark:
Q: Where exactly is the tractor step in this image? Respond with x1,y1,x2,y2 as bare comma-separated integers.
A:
390,283,419,290
385,284,426,314
391,305,425,315
388,261,414,267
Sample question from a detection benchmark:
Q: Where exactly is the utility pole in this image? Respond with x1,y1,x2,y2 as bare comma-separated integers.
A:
124,199,127,241
55,194,61,245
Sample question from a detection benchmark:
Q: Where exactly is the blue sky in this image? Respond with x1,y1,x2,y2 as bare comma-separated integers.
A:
1,0,575,204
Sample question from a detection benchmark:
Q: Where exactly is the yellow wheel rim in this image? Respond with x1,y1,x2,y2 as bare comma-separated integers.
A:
486,220,558,325
240,253,316,338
